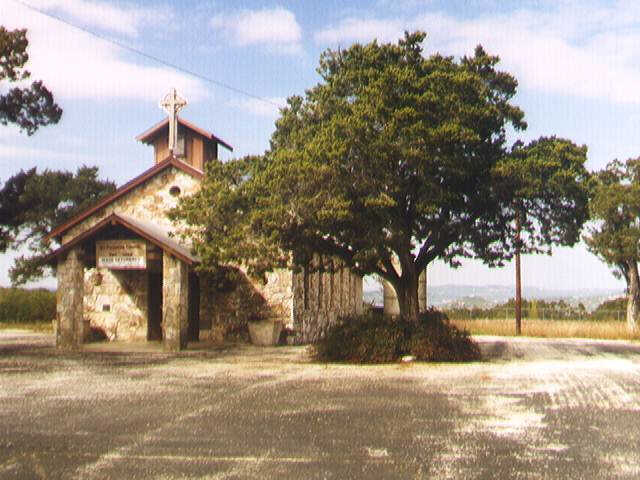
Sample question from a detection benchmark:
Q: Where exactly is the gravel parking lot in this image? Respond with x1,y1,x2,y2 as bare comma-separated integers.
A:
1,330,640,479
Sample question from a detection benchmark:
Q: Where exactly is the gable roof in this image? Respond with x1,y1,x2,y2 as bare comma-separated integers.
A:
47,156,202,241
136,116,233,152
44,212,199,266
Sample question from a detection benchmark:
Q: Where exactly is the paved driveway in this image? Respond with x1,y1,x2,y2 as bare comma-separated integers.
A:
1,331,640,479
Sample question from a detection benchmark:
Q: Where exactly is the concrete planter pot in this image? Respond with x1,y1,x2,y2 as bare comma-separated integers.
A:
248,319,283,346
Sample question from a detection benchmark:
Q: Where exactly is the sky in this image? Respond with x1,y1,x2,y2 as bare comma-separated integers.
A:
1,0,638,293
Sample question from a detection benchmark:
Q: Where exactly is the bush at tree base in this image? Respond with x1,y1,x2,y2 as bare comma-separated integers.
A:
312,309,481,364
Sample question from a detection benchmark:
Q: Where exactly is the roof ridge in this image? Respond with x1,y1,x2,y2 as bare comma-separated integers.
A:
46,157,203,241
44,212,198,266
135,116,233,151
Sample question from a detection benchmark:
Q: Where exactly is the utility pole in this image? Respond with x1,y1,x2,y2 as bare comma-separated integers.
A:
515,210,522,335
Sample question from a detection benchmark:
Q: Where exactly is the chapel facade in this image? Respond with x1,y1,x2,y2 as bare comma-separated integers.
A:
47,90,363,351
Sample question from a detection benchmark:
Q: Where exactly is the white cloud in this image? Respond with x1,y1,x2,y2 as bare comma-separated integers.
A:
314,2,640,104
211,7,302,55
0,144,66,159
26,0,170,37
2,3,208,102
0,126,23,140
232,97,286,118
315,18,405,45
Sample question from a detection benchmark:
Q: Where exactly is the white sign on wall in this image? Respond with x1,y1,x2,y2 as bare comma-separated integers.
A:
96,239,147,270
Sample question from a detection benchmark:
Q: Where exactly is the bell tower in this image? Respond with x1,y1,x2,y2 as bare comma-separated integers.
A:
135,88,233,170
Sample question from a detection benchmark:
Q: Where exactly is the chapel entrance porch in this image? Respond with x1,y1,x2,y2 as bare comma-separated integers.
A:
50,213,200,352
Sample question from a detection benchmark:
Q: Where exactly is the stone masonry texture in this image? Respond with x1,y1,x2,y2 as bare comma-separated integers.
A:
162,252,188,351
57,161,364,346
56,248,85,349
83,268,148,341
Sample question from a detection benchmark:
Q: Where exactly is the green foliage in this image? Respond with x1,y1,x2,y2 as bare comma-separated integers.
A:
404,310,481,362
312,309,480,364
0,26,82,284
0,166,116,284
312,312,404,363
495,137,590,254
584,158,640,327
168,155,287,281
590,297,626,322
0,26,62,134
444,298,623,322
585,158,640,274
174,32,526,318
262,34,526,275
173,31,588,321
0,287,55,324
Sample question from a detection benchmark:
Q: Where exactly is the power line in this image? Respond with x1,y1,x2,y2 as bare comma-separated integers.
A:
11,0,283,108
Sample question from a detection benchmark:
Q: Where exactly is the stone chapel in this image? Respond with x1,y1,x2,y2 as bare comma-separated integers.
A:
47,90,364,351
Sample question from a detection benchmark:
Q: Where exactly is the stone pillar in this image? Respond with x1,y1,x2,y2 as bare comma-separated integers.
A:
382,279,400,317
56,248,85,349
162,252,189,351
383,256,400,317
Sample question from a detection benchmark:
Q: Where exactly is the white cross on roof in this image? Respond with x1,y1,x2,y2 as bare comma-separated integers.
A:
159,88,187,155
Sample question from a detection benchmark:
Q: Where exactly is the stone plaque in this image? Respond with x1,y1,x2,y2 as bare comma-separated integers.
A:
96,240,147,270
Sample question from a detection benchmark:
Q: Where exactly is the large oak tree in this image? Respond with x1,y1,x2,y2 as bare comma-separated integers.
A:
174,32,589,322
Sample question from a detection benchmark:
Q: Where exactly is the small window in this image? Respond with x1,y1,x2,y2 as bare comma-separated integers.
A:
102,304,111,312
169,186,181,197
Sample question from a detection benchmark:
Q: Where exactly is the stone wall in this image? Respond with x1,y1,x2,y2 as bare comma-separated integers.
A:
163,252,189,351
83,267,148,341
291,263,363,344
198,267,293,343
63,166,200,244
56,248,85,349
57,161,362,346
197,262,362,345
62,164,199,344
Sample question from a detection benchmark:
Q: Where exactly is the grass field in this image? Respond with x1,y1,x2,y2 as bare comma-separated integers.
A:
1,318,638,341
451,318,640,341
0,321,54,333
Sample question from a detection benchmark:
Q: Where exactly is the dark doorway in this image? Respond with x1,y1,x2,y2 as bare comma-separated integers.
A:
148,272,163,340
188,272,200,342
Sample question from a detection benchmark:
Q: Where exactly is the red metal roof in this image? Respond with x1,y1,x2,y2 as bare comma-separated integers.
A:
136,116,233,152
46,156,203,241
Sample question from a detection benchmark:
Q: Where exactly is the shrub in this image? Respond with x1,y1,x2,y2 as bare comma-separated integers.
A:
313,312,404,363
312,308,481,364
404,309,481,362
0,287,56,324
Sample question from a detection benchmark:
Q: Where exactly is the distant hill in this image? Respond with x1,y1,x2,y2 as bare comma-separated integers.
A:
363,284,624,311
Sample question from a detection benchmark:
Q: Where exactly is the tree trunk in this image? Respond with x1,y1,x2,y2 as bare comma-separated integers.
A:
398,285,420,322
515,212,522,336
392,270,420,322
626,261,640,333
